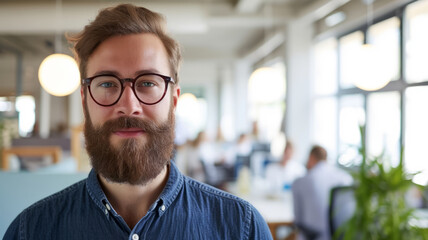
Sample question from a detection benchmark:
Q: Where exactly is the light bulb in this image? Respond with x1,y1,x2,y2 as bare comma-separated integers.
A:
352,44,391,91
248,67,284,103
38,53,80,96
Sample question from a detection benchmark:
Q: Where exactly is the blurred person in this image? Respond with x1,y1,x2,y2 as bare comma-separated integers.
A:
292,145,353,240
233,133,253,176
265,140,306,195
235,133,253,157
181,130,207,182
197,131,236,189
4,4,272,239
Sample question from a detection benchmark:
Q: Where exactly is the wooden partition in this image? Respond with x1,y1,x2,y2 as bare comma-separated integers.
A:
1,146,62,170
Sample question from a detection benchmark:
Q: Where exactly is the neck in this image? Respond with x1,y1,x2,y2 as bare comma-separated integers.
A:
98,165,169,229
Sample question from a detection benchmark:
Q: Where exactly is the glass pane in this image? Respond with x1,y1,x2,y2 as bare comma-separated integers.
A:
366,92,401,165
15,95,36,137
339,31,364,89
312,97,338,160
405,0,428,83
405,86,428,185
338,94,365,166
249,62,286,142
367,17,400,83
313,38,338,95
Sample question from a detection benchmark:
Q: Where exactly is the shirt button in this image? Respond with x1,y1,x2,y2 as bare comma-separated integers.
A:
105,203,111,211
132,234,139,240
160,205,166,211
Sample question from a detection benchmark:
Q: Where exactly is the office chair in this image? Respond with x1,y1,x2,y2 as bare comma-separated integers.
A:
294,222,321,240
329,185,356,239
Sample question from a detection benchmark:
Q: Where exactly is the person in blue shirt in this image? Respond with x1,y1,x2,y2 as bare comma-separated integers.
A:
4,4,272,240
292,145,353,240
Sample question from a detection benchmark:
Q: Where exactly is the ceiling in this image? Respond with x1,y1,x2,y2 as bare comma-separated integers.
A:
0,0,347,97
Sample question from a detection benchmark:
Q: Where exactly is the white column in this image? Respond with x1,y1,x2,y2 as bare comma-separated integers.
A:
68,88,83,128
285,18,314,162
39,88,51,138
218,64,235,141
233,60,251,137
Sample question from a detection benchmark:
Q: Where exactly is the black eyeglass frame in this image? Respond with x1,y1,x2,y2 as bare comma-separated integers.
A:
82,73,175,107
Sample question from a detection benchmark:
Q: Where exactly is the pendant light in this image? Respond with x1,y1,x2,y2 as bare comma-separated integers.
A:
353,0,391,91
38,0,80,97
248,2,278,103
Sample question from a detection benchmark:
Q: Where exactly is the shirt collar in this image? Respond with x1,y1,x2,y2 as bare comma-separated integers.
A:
86,169,114,215
85,160,184,216
156,161,184,215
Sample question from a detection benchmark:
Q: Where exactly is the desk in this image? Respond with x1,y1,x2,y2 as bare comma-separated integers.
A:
1,146,62,170
240,193,295,240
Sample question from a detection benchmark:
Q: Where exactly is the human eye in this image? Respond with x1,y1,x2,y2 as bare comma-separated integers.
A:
138,81,156,88
136,75,162,89
99,81,117,88
93,76,120,89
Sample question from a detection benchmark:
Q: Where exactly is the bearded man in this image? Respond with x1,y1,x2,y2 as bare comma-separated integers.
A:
4,4,272,240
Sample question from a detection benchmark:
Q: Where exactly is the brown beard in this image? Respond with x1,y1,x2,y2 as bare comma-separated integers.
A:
83,104,175,185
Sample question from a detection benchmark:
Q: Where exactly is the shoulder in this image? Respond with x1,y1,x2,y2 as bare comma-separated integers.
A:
26,178,86,211
292,175,310,190
310,162,353,185
183,176,253,209
324,163,352,178
180,177,272,239
4,179,87,239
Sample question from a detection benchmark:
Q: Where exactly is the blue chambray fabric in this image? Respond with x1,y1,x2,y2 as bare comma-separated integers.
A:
3,161,272,240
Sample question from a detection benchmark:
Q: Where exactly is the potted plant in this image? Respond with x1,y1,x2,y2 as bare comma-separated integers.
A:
338,125,428,240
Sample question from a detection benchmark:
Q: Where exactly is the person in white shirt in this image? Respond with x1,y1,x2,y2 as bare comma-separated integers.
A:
292,145,353,240
265,141,306,195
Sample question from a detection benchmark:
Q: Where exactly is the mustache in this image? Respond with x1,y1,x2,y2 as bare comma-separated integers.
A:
99,116,163,134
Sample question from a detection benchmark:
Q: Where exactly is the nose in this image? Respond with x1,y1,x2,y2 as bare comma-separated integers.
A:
115,84,142,116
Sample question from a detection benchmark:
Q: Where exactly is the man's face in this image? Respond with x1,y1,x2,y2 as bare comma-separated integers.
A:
81,33,180,185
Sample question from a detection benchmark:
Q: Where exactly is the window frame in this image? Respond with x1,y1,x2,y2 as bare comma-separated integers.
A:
314,0,428,164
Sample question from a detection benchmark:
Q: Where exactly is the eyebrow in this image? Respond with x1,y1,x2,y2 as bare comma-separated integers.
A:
90,69,163,78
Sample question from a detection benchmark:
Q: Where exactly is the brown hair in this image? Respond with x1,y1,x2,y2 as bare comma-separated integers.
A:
310,145,327,161
68,4,181,83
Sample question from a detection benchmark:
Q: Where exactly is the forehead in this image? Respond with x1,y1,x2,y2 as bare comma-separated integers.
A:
87,33,170,77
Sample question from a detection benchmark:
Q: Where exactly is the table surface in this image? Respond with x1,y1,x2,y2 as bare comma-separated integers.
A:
236,191,295,240
228,179,294,224
241,193,294,223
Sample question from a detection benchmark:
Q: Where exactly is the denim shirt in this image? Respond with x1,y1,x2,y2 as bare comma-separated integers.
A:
4,161,272,240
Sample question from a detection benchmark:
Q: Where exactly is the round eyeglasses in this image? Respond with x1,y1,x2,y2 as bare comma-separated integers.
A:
82,73,175,106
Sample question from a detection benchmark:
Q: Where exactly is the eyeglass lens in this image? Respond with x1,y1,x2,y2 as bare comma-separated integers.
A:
89,75,167,105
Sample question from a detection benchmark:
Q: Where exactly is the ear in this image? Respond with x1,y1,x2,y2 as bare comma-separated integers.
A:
80,86,85,108
172,85,180,109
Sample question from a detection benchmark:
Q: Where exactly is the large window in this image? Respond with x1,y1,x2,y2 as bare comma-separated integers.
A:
367,17,400,84
248,62,286,142
312,38,338,160
338,94,365,166
366,92,401,165
0,95,35,137
405,86,428,184
405,0,428,83
312,0,428,185
339,31,364,89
